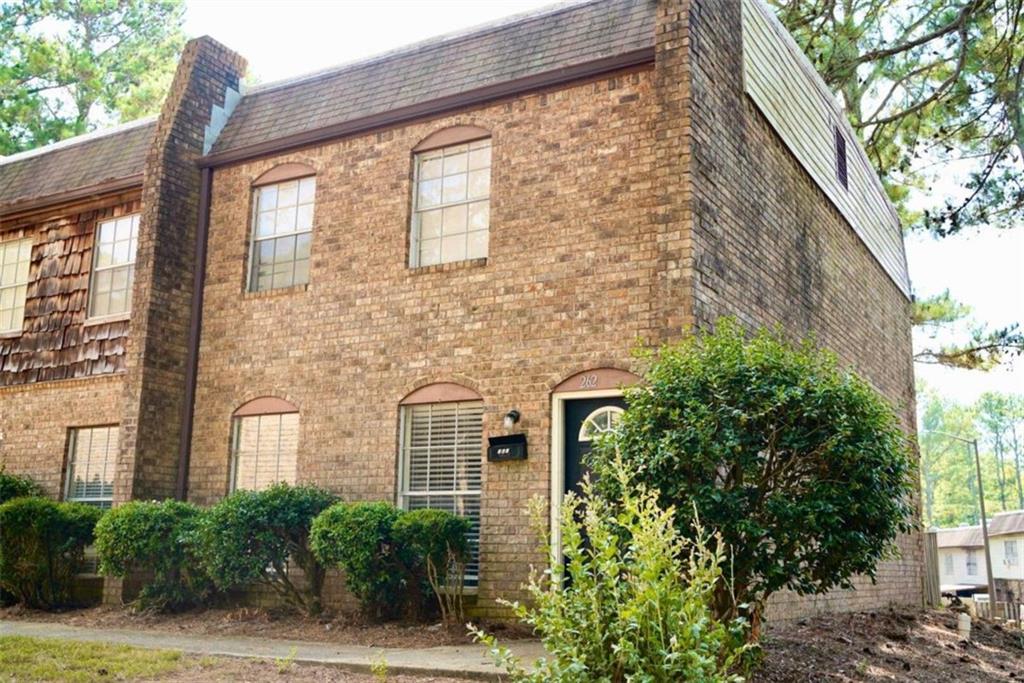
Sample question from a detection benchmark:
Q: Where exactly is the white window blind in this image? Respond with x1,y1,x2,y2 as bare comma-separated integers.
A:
0,237,31,334
944,553,954,576
231,412,299,491
65,426,119,508
400,401,483,585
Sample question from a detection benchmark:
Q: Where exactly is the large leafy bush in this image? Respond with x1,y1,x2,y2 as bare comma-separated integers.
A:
95,500,210,611
0,470,43,504
0,497,103,609
193,484,336,615
591,320,917,630
310,502,406,619
392,508,471,623
473,459,750,682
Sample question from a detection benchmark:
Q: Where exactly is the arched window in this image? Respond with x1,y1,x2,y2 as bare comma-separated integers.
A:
231,397,299,491
577,405,624,442
249,163,316,292
409,126,491,268
398,383,483,585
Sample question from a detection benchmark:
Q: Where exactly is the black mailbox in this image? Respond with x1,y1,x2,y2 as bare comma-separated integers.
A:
488,433,527,462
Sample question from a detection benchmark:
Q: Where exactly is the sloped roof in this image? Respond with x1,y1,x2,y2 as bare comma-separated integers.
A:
208,0,656,160
936,526,984,549
0,118,154,215
989,510,1024,537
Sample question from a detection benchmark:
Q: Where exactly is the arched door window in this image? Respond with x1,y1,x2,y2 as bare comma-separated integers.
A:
577,405,624,442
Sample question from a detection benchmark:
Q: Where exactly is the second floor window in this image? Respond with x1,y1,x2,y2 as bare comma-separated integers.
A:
0,237,31,334
250,177,315,291
944,553,954,576
966,549,978,576
89,214,139,318
1006,540,1019,567
410,139,491,267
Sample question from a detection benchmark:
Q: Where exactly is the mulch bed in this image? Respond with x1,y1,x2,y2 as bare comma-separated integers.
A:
754,608,1024,682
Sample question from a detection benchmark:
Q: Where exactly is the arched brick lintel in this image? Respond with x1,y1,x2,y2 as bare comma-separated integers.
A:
233,396,299,416
400,382,483,405
551,368,641,394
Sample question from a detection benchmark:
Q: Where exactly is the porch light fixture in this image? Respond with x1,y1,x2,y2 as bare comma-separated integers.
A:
503,410,521,429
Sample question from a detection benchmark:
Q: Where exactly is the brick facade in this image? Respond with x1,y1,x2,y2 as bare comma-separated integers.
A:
0,0,922,619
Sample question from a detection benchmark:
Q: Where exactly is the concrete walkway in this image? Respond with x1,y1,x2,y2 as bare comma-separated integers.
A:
0,620,545,680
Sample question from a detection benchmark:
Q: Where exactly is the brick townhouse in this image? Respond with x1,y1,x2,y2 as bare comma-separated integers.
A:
0,0,922,616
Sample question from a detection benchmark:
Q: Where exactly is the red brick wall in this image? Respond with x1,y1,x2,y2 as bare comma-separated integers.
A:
191,67,665,611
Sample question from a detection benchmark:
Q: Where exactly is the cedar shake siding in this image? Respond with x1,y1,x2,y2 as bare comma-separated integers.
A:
0,0,921,617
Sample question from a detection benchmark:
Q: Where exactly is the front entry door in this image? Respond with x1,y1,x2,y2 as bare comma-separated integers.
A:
563,396,626,498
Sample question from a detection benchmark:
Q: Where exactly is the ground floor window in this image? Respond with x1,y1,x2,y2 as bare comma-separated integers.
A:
65,425,118,508
399,400,483,586
231,412,299,491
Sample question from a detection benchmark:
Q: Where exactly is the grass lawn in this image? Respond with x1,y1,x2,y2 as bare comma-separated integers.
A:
0,635,185,682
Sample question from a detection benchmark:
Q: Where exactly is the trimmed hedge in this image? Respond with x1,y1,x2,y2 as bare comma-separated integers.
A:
0,471,44,505
192,483,337,616
95,500,210,612
0,497,103,609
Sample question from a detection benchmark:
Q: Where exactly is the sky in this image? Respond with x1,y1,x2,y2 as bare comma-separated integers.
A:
184,0,1021,405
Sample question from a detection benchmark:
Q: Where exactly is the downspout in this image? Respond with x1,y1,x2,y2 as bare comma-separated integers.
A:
176,166,213,500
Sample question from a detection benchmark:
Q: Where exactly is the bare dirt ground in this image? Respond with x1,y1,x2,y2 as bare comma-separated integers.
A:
146,658,467,683
0,604,530,649
754,608,1024,682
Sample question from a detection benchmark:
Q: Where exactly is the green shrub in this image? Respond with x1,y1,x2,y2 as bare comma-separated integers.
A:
310,501,406,619
193,483,337,616
392,508,471,623
472,458,751,682
0,497,103,609
0,470,44,504
591,320,917,632
95,500,210,612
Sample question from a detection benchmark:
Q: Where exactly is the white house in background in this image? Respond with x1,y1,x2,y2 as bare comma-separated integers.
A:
989,510,1024,603
936,525,987,594
935,510,1024,601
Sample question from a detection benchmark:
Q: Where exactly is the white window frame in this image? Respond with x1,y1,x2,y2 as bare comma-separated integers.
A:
943,553,954,576
248,177,316,292
409,138,491,268
64,425,119,509
87,214,139,321
229,412,300,492
0,237,32,335
397,400,483,588
1005,540,1019,567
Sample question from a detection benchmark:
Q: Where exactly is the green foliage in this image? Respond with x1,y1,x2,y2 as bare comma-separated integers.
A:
917,384,1024,527
310,502,406,619
0,0,186,154
913,292,1023,370
472,460,751,682
592,320,917,624
392,508,471,623
0,497,103,609
192,483,337,616
0,470,44,504
94,500,210,612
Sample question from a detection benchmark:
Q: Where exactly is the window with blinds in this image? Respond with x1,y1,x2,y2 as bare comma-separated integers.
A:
400,400,483,586
231,412,299,491
65,426,119,508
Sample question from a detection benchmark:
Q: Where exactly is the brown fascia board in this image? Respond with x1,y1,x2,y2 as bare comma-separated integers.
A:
0,174,144,221
199,48,656,169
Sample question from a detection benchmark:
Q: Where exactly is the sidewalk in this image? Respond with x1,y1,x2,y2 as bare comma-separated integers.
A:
0,620,545,680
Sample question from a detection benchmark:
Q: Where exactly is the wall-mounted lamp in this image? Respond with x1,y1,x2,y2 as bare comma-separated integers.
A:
503,409,521,429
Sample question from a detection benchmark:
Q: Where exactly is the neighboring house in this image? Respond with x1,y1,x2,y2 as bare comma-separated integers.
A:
935,511,1024,603
936,526,987,594
0,0,921,616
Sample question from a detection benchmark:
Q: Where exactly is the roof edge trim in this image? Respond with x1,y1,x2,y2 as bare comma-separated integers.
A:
0,174,143,219
200,47,655,169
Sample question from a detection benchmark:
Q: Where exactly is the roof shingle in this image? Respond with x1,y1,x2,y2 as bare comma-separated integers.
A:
0,119,154,213
210,0,656,157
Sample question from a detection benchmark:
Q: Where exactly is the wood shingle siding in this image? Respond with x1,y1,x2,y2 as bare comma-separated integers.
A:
740,0,910,296
0,194,139,385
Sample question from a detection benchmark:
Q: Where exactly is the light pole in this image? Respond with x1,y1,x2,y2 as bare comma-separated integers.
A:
925,430,996,603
